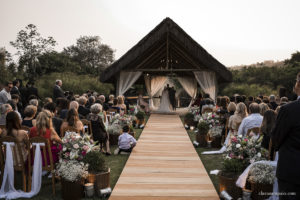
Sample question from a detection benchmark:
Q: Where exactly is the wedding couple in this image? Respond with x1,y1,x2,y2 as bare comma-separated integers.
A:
157,84,176,113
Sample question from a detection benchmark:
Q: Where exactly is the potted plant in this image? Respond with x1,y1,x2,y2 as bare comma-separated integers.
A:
57,160,88,200
107,124,122,145
84,151,110,193
209,125,223,148
248,163,275,200
135,111,145,126
184,112,195,127
196,121,209,147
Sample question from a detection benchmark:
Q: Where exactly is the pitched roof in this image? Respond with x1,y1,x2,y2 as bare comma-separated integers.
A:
100,17,232,83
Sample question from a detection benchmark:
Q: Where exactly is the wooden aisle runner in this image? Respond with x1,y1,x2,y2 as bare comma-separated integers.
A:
109,114,219,200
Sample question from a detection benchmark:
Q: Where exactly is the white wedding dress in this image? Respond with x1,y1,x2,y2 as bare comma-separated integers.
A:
156,88,172,113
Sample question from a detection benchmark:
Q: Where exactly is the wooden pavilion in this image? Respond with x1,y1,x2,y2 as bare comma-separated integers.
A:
100,17,232,100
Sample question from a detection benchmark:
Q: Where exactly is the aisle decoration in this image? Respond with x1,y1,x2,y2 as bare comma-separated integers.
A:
218,135,269,199
56,132,105,199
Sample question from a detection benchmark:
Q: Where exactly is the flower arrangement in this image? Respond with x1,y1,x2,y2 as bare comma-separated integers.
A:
60,132,95,162
111,114,134,127
249,163,275,184
107,123,122,135
197,121,210,135
83,151,108,173
199,112,223,137
56,132,97,182
56,160,89,182
225,135,268,168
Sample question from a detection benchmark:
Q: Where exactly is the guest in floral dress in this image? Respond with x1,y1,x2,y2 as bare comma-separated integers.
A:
29,110,62,165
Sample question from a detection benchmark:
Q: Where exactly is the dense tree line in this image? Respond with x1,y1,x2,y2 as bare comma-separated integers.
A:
0,24,115,97
220,52,300,98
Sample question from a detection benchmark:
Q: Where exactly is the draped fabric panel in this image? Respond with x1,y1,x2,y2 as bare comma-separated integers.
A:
117,71,142,96
0,142,44,199
177,77,198,107
144,75,168,109
193,71,217,100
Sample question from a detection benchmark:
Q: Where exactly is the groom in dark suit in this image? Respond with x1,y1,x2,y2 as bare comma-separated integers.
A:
169,86,176,111
271,72,300,199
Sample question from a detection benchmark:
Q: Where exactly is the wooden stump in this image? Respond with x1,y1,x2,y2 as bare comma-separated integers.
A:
61,179,84,200
218,173,243,200
109,133,120,145
251,181,273,200
196,134,207,147
87,168,110,194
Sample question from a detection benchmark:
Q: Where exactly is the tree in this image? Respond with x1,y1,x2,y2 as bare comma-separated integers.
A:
64,36,114,75
10,24,56,79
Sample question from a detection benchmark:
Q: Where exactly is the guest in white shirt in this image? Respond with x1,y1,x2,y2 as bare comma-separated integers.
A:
117,125,136,154
0,81,13,104
238,103,263,137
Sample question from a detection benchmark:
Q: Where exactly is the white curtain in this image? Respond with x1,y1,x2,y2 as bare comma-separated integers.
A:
0,142,44,199
117,71,142,96
194,71,217,100
177,77,197,107
144,75,167,109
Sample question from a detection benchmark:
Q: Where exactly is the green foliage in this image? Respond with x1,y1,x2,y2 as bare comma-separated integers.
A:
83,151,108,173
184,112,194,121
222,158,245,174
197,121,209,135
135,111,145,120
63,36,114,75
10,24,56,80
36,72,114,98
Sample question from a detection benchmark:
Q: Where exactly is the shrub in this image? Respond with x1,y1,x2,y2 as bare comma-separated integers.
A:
83,151,108,173
135,111,145,120
184,112,194,121
222,158,245,175
35,72,114,98
197,121,209,135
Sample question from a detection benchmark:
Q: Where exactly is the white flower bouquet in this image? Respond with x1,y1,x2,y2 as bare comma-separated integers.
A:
56,160,88,182
249,163,275,184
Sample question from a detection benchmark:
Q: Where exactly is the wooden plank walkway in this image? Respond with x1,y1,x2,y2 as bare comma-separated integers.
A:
109,114,219,200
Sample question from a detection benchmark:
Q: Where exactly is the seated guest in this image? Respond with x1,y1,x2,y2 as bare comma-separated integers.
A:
30,110,62,164
57,98,70,119
238,103,263,137
227,102,236,116
137,94,149,113
228,102,248,134
44,102,63,137
259,102,270,116
11,94,22,114
117,125,136,154
98,95,109,111
86,96,95,109
87,104,111,155
117,95,127,114
268,95,278,110
60,108,84,137
22,105,37,128
6,100,22,123
0,104,12,125
78,96,90,117
280,96,288,105
110,99,121,113
69,100,84,119
260,110,276,150
107,94,114,107
217,97,229,115
1,111,29,164
43,97,53,105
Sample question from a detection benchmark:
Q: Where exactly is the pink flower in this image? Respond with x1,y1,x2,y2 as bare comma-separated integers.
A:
83,145,89,151
81,151,86,156
244,138,248,142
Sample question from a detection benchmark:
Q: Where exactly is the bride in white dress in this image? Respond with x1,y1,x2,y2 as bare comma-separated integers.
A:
156,87,172,113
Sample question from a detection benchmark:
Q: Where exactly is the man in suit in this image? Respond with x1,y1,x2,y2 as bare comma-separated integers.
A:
53,80,65,100
27,81,40,100
169,86,176,111
78,96,90,117
11,80,20,96
271,73,300,199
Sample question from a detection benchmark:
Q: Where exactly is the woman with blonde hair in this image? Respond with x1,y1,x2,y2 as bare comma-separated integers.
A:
259,102,270,116
29,110,62,164
228,102,248,134
108,94,114,107
117,95,127,114
227,102,236,116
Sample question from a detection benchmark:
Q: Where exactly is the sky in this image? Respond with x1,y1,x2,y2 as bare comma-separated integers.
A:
1,0,300,67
